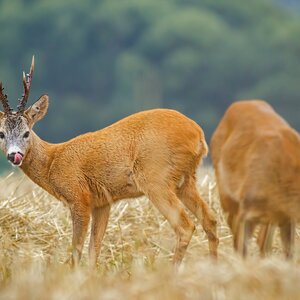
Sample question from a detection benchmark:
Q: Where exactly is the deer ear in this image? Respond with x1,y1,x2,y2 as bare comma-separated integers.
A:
25,95,49,124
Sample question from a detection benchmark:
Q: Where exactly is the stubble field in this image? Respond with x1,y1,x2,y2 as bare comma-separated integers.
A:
0,167,300,300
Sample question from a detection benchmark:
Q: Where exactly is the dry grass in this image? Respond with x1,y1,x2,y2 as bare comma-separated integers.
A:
0,167,300,299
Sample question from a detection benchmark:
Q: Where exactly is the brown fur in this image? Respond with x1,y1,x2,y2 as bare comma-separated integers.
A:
210,100,300,258
17,100,218,267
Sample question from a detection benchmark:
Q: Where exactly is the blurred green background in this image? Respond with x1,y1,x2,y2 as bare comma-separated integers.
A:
0,0,299,171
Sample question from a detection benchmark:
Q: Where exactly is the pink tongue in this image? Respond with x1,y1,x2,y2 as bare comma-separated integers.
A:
14,153,23,164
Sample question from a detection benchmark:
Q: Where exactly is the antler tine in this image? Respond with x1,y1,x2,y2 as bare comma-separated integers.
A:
0,81,12,114
17,55,35,113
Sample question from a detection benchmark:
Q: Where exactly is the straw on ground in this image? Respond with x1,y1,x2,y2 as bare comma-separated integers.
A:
0,167,300,300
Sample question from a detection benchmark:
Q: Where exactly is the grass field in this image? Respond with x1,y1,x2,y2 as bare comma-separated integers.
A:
0,167,300,300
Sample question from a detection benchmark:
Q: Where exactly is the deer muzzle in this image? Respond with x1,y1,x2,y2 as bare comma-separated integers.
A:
7,152,24,166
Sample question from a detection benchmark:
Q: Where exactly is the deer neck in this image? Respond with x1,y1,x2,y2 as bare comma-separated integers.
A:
20,131,58,193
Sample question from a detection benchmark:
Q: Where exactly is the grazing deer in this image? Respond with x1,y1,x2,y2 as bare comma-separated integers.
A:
0,57,218,267
210,100,300,258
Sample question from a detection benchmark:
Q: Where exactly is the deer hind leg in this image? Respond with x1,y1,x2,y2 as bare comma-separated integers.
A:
145,187,195,268
228,213,253,254
227,213,236,233
230,214,239,251
70,203,90,267
235,212,255,257
88,205,110,268
257,223,275,257
177,175,218,258
232,217,255,254
217,193,238,251
279,220,295,260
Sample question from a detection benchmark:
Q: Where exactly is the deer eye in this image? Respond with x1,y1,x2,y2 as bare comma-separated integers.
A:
23,131,30,139
0,132,4,139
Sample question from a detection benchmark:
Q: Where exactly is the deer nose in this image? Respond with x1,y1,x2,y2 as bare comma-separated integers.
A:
7,152,16,163
7,152,24,165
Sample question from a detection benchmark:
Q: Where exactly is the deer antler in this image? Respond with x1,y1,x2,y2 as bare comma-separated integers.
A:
0,81,12,114
17,55,35,114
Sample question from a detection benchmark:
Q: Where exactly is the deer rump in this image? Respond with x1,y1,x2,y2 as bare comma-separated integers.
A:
210,100,300,258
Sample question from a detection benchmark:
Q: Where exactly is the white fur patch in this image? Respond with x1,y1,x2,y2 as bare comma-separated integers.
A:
7,145,22,155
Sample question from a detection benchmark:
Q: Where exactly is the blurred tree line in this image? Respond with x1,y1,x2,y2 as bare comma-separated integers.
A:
0,0,300,171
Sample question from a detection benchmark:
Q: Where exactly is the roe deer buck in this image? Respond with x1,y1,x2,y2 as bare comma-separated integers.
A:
0,57,218,267
210,100,300,258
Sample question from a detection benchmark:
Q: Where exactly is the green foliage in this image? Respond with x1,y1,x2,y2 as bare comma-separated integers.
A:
0,0,299,170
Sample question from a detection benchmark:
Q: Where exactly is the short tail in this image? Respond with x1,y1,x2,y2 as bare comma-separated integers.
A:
202,139,209,157
196,129,208,161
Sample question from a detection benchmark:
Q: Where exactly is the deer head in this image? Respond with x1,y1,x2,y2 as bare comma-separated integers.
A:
0,56,49,166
